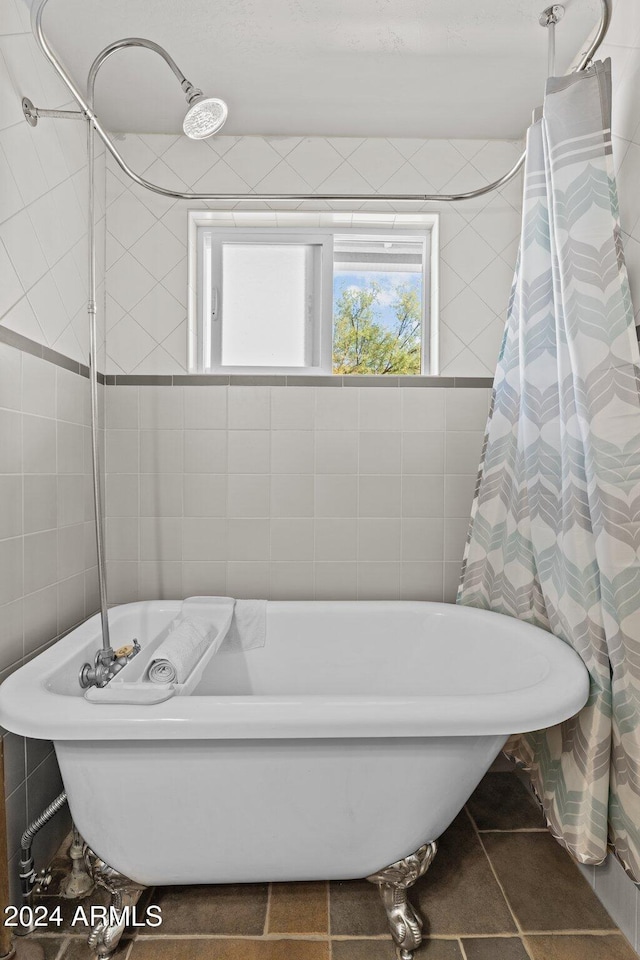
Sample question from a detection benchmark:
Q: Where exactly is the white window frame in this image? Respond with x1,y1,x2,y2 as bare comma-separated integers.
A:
188,212,440,375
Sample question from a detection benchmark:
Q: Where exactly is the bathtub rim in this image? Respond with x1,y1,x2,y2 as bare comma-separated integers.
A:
0,599,590,742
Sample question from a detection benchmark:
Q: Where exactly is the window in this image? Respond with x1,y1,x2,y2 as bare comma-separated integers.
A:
189,214,439,375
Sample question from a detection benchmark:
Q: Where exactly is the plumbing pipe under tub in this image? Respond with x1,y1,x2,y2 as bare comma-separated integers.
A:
16,791,68,935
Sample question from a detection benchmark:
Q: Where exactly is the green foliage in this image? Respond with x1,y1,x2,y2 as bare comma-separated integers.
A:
332,281,422,375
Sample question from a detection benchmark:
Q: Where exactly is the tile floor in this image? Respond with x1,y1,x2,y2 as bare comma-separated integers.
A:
25,772,637,960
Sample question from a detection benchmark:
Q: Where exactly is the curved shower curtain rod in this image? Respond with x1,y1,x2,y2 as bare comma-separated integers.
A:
30,0,612,204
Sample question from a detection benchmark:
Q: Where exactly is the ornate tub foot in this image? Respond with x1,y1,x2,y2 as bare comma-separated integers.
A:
367,842,437,960
83,847,145,960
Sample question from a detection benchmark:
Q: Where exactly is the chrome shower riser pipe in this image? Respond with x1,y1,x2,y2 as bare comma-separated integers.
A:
32,0,612,206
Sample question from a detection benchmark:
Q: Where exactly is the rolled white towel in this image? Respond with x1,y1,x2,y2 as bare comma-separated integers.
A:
147,617,214,684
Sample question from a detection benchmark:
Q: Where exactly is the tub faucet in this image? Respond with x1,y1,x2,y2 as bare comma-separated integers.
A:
79,641,140,689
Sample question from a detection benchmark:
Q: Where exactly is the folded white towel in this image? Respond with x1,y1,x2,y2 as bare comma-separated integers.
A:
223,599,267,651
148,616,218,684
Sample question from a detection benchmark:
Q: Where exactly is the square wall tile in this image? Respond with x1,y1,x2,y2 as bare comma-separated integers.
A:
314,561,358,600
402,475,445,518
0,597,22,667
139,561,182,600
105,385,139,428
271,561,314,600
183,386,227,428
315,388,358,430
402,387,446,431
0,476,22,539
140,517,182,561
358,432,401,475
400,562,444,601
445,431,485,474
445,475,477,518
359,388,402,431
139,385,183,429
182,561,227,597
23,475,56,534
141,430,184,473
182,518,227,561
21,353,55,418
0,410,22,474
317,431,359,474
357,562,400,600
270,519,314,561
183,428,230,475
358,519,401,561
358,476,401,517
105,475,138,517
227,561,270,599
315,519,357,561
228,386,271,429
183,474,226,518
270,474,314,518
23,530,57,594
401,432,444,474
141,474,184,517
314,475,357,517
227,519,270,561
271,387,315,429
228,431,270,474
446,387,490,430
228,475,270,518
272,431,315,474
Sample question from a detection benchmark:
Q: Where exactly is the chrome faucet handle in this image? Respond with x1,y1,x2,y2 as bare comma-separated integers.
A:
79,639,141,690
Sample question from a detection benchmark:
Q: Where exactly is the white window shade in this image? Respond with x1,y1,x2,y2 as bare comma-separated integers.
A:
220,243,317,368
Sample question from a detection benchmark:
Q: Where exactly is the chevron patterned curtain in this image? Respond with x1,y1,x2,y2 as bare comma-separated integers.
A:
458,59,640,879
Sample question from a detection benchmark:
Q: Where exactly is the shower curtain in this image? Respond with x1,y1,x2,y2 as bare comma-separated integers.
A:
458,59,640,880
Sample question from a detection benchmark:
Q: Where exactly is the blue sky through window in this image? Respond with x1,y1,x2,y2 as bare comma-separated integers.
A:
333,271,423,331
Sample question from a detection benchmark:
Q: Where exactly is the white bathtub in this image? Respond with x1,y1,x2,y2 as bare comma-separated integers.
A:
0,599,588,887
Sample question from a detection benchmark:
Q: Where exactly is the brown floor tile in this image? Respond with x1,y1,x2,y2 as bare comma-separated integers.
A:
466,774,545,831
462,937,530,960
331,940,396,960
268,881,328,934
412,939,465,958
525,934,638,960
131,939,330,960
329,880,389,936
415,812,516,936
16,939,67,960
481,833,616,932
62,937,129,959
143,884,269,936
332,939,462,960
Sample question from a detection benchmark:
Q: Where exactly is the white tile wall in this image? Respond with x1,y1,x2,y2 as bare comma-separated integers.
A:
104,134,522,377
0,341,100,902
0,7,106,367
104,384,489,605
578,1,640,951
0,7,108,900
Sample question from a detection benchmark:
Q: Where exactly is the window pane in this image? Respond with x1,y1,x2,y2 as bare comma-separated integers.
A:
333,236,424,375
221,243,314,367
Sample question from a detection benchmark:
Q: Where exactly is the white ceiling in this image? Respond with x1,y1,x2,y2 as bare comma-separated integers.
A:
29,0,602,139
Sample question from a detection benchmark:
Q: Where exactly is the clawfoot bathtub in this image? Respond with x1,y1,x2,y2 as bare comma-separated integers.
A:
0,600,589,959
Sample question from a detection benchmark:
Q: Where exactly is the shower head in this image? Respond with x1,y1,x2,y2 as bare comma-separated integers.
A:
183,89,228,140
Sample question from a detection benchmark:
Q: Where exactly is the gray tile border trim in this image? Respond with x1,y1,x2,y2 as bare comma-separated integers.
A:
0,328,494,389
0,323,106,383
109,374,493,388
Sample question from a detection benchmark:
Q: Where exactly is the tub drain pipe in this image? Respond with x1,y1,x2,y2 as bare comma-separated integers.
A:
16,791,68,935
